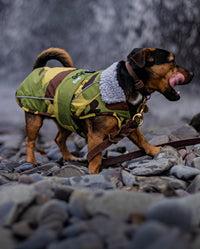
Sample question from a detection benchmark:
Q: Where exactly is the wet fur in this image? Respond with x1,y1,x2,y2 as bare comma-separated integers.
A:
24,47,193,174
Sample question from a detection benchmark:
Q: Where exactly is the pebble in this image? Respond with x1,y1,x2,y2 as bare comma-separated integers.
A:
61,172,123,190
84,190,160,221
62,215,135,249
121,169,137,186
37,199,68,234
0,227,19,249
187,175,200,193
146,199,192,231
131,226,189,249
48,233,104,249
190,112,200,132
169,123,199,140
18,174,36,184
148,134,169,146
46,142,78,161
155,145,184,165
14,162,36,173
170,165,200,180
15,231,56,249
127,221,168,249
136,176,187,193
53,163,90,177
192,157,200,169
185,152,198,166
193,144,200,154
0,121,200,248
126,158,174,176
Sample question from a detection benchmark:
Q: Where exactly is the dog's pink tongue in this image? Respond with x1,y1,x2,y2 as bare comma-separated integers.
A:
169,72,185,88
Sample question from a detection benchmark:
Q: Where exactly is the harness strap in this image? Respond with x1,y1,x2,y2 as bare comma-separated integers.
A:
101,137,200,166
87,119,138,162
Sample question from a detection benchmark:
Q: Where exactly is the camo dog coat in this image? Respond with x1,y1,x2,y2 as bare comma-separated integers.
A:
16,63,131,137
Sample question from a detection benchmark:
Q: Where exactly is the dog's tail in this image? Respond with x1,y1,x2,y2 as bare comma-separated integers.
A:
33,47,74,69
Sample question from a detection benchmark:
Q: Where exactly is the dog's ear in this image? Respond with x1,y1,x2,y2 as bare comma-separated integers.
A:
130,49,153,68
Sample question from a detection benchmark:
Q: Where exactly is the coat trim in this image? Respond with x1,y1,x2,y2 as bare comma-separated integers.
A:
99,62,126,104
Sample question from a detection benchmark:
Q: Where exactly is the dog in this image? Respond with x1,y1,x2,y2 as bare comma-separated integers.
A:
16,47,193,174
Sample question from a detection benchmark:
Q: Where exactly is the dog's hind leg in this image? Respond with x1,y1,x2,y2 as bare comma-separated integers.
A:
54,121,80,162
25,112,43,164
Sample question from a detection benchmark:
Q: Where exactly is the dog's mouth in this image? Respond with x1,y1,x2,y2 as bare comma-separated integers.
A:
163,72,185,101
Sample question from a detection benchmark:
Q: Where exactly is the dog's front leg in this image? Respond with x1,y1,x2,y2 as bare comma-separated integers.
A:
86,117,118,174
129,128,162,157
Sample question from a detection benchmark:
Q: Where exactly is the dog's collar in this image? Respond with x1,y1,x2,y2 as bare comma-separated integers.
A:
125,61,144,90
125,61,151,98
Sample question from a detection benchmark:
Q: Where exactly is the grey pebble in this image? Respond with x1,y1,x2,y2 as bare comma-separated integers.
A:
0,160,20,173
0,227,19,249
0,184,38,226
190,112,200,132
155,145,184,165
18,174,36,184
182,192,200,226
187,174,200,193
84,190,160,221
37,199,68,234
48,232,103,249
61,169,123,190
170,165,200,180
191,157,200,170
147,199,192,231
169,124,199,140
148,134,169,146
62,215,135,249
14,162,36,173
185,152,198,166
15,230,56,249
121,170,137,186
53,163,90,177
126,158,173,176
192,144,200,153
128,221,189,249
46,145,62,160
127,221,168,249
47,142,78,160
136,175,187,193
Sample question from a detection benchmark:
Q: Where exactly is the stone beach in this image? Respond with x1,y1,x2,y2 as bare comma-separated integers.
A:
1,120,200,249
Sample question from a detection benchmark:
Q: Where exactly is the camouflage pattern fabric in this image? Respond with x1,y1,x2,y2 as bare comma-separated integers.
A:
16,67,131,137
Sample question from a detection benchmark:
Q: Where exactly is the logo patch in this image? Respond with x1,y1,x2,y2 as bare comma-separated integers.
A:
73,76,81,84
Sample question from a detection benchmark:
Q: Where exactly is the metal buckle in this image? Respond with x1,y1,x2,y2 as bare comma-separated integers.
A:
132,97,147,126
132,113,144,126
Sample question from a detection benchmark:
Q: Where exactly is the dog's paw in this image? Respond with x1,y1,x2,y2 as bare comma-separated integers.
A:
65,155,87,163
154,146,162,156
68,155,81,162
146,145,162,157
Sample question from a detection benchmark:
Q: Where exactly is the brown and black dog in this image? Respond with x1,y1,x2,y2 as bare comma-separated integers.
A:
16,47,193,174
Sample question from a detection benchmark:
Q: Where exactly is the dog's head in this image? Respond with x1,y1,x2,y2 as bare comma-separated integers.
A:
127,48,193,101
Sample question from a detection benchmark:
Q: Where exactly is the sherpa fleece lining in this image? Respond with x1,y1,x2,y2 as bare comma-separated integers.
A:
99,62,126,104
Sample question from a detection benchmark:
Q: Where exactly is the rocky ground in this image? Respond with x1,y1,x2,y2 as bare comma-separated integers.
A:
1,117,200,249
